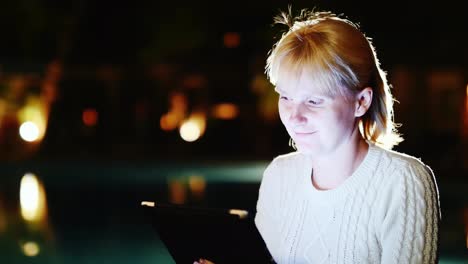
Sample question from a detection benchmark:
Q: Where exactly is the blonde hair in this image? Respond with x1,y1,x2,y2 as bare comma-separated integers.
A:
266,9,403,149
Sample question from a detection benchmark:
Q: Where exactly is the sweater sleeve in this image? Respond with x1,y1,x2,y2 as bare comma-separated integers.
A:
378,162,440,264
255,159,282,259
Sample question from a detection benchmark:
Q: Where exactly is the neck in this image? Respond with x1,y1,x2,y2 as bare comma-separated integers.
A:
309,137,369,190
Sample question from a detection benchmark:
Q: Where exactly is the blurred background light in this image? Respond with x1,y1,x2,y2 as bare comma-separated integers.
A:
17,96,48,142
0,197,6,234
188,175,206,199
160,112,179,131
179,113,206,142
168,178,186,204
223,32,240,48
212,103,239,120
19,121,40,142
82,108,98,127
179,120,201,142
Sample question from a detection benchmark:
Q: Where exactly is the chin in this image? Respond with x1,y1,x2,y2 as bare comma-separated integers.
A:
294,144,318,155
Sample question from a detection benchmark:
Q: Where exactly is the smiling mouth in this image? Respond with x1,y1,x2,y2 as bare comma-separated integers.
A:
294,131,316,136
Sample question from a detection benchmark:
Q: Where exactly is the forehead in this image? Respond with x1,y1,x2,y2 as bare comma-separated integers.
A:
275,70,332,97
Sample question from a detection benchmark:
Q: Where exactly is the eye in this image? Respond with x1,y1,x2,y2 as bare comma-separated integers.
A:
307,99,322,106
279,95,290,101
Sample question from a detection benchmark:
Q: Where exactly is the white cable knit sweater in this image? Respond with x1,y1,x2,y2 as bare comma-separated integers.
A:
255,143,440,264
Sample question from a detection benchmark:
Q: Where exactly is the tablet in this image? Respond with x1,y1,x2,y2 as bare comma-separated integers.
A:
141,201,273,264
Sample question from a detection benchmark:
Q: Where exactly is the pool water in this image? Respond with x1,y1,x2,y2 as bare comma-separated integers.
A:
0,160,467,263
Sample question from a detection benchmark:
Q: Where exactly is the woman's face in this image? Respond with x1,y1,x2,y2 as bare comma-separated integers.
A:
276,72,359,157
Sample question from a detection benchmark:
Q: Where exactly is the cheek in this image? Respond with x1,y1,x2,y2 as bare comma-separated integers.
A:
328,106,356,130
277,104,288,122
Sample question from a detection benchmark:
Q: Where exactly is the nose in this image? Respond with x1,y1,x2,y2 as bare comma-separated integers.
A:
289,103,307,125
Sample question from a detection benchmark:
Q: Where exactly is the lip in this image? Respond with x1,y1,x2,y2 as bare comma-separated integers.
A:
293,131,316,137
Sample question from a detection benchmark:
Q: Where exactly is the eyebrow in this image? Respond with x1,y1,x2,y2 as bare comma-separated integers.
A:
274,87,285,94
274,86,330,99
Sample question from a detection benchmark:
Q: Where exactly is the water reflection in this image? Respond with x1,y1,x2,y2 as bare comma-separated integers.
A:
0,163,466,263
21,241,40,257
20,173,47,222
0,194,7,234
464,207,468,249
188,175,206,201
168,175,207,204
168,178,187,204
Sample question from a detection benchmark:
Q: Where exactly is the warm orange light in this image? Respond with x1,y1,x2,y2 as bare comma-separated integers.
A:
82,108,98,126
160,112,179,131
168,179,186,204
160,92,188,132
182,74,206,89
171,92,187,113
212,103,239,120
0,199,6,233
463,86,468,141
224,32,240,48
188,175,206,198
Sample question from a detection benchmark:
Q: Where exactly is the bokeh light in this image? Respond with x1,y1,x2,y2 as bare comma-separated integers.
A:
17,96,48,142
224,32,240,48
179,113,206,142
160,112,179,131
21,241,40,257
19,121,40,142
212,103,239,120
179,121,201,142
168,178,186,204
188,175,206,199
82,108,98,127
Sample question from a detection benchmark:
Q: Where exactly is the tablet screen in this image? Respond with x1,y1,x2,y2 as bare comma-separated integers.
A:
141,201,273,263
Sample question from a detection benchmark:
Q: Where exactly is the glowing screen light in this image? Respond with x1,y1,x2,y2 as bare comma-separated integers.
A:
19,121,40,142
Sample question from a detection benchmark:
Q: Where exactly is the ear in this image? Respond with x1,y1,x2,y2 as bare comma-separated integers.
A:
354,87,373,117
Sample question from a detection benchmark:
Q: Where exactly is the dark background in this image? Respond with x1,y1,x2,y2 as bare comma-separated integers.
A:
0,0,467,164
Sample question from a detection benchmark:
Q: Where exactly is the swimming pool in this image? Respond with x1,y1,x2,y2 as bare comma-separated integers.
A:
0,160,467,263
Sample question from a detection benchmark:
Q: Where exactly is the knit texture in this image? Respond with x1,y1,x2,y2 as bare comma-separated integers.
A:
255,143,440,264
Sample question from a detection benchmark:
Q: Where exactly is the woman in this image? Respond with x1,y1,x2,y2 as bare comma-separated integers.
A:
254,9,440,264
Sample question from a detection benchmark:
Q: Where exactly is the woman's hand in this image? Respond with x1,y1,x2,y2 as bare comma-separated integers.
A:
193,258,215,264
